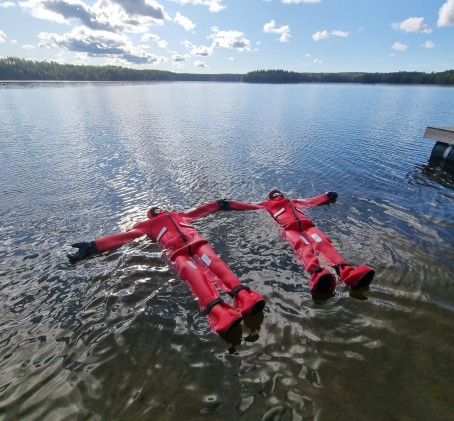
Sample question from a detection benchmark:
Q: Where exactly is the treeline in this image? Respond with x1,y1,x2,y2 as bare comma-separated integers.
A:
1,57,454,85
0,57,241,82
243,69,454,85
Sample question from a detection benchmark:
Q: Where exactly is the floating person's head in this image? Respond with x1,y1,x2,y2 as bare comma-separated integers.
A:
147,207,164,218
268,189,284,200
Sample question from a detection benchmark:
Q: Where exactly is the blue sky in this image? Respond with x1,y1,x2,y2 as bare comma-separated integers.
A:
0,0,453,73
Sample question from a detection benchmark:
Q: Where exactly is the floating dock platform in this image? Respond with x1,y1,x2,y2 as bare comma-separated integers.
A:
423,126,454,161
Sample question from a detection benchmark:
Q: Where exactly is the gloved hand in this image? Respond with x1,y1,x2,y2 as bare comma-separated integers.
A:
217,199,231,210
67,241,98,262
325,191,338,202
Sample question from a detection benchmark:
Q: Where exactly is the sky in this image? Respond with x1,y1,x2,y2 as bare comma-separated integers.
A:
0,0,453,74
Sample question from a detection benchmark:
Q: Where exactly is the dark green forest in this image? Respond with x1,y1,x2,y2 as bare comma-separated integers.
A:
1,57,453,86
0,57,241,82
243,69,454,85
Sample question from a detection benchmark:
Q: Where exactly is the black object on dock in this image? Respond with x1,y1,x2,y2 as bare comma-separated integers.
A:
423,126,454,161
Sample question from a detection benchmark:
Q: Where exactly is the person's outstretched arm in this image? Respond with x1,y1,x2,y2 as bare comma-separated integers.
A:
67,227,146,262
183,199,262,221
294,192,338,209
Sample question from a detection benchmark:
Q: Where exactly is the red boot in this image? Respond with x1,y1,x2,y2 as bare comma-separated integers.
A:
337,265,375,289
206,299,242,333
309,268,336,293
232,286,266,317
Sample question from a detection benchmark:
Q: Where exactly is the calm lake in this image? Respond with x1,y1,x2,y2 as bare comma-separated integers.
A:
0,82,453,420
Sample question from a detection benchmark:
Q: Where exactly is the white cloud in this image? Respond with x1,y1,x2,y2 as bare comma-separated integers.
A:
264,19,291,42
141,33,160,42
177,0,225,13
282,0,321,4
438,0,454,26
172,52,190,62
0,30,7,43
312,30,329,41
312,31,348,41
314,58,322,64
174,12,195,31
193,60,208,68
210,28,251,51
312,29,348,41
0,1,15,7
75,52,89,62
331,30,348,37
19,0,167,33
392,17,432,33
391,42,408,52
422,40,434,48
184,40,213,56
38,26,166,64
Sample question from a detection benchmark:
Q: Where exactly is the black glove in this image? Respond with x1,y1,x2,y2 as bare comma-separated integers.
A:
217,199,231,210
67,241,98,262
325,191,338,202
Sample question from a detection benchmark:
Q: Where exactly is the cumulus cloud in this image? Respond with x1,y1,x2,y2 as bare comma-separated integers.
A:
263,19,291,42
438,0,454,26
141,33,167,48
38,26,165,64
141,33,160,42
0,30,7,43
422,40,434,48
0,1,15,7
184,40,213,56
391,42,408,52
174,12,195,31
177,0,225,13
19,0,166,32
172,52,190,62
392,17,432,33
312,30,347,41
193,60,208,68
210,28,251,51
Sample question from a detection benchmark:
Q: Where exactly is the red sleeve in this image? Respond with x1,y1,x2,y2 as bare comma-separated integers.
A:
182,201,220,221
183,200,262,221
229,200,262,211
94,228,146,252
294,194,331,209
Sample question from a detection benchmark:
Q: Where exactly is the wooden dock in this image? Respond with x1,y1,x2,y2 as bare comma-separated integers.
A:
423,126,454,161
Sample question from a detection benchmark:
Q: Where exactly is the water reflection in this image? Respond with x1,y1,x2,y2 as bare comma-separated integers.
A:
1,83,454,420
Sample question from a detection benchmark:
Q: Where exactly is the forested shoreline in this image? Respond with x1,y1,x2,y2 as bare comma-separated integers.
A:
1,57,453,86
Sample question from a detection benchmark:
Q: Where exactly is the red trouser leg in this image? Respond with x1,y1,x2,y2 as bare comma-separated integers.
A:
283,229,322,273
173,254,220,310
173,254,242,333
194,243,242,292
194,244,265,316
304,226,346,267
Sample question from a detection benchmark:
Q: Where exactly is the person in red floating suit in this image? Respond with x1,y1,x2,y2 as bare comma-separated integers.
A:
67,201,265,334
215,189,375,294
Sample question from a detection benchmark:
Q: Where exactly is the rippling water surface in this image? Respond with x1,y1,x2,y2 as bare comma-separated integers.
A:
1,82,453,420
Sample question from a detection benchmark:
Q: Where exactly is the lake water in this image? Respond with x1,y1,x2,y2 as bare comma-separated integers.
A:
0,82,453,420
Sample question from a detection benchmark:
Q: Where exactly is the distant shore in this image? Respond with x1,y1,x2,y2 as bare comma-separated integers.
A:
1,57,453,86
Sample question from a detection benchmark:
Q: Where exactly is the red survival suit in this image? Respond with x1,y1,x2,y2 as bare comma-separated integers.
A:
92,201,264,334
257,191,375,293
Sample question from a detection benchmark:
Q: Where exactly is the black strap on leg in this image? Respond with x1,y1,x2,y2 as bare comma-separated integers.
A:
309,267,323,275
228,285,250,298
204,297,223,315
333,263,348,275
